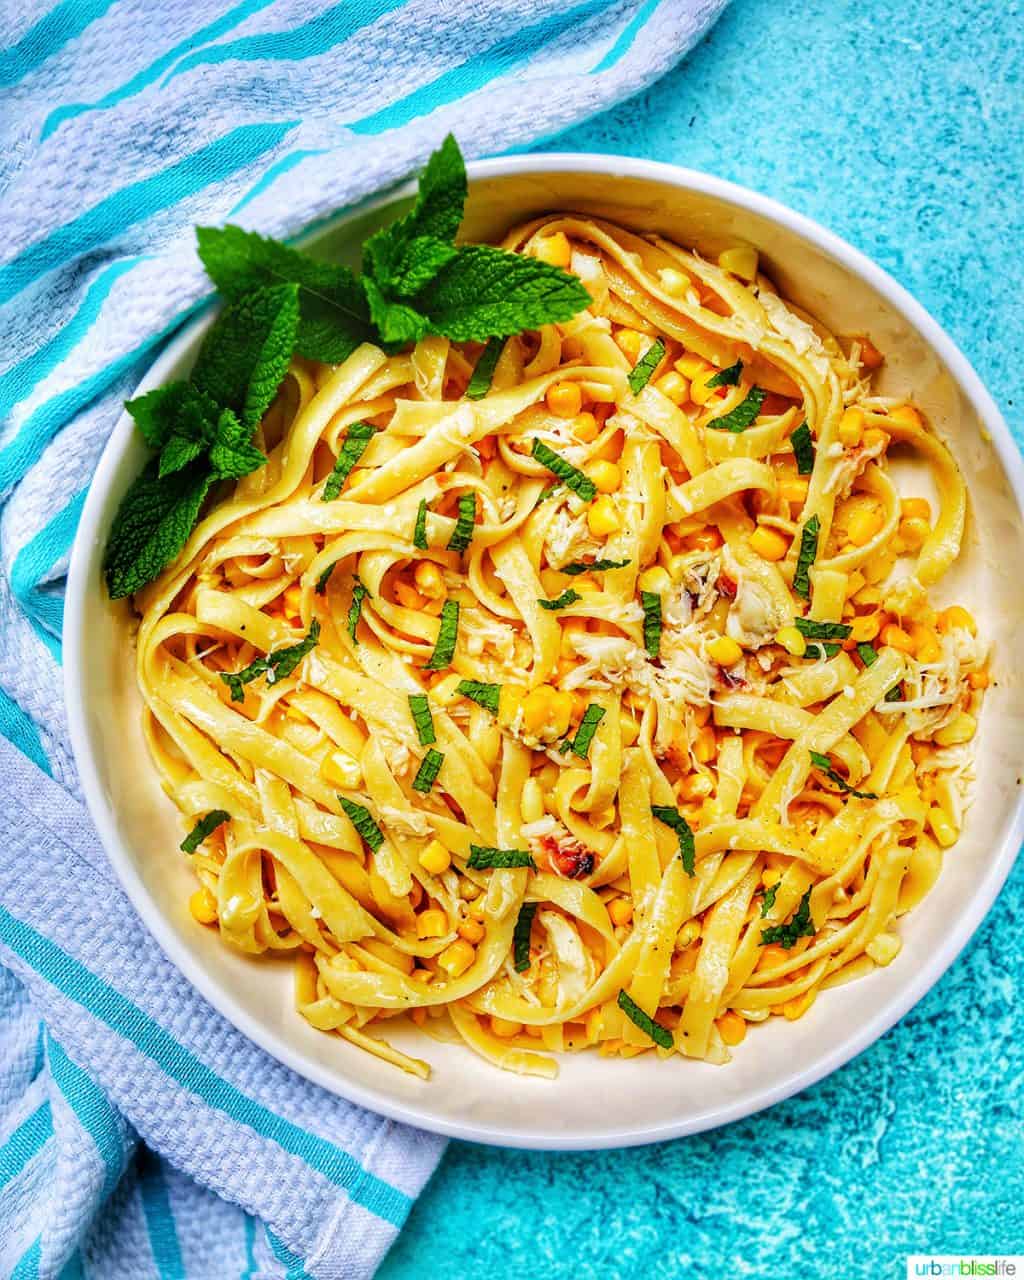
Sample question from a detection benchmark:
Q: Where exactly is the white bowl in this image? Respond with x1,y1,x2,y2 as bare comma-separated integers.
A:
65,155,1024,1150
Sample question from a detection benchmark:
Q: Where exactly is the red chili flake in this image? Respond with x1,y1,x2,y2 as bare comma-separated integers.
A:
536,833,595,880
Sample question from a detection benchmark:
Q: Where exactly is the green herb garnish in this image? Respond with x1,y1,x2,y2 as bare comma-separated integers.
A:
513,901,538,972
105,285,297,598
809,750,878,800
569,704,606,759
628,338,666,395
857,642,879,667
760,886,815,948
706,386,767,433
466,337,505,399
425,600,459,670
339,797,384,852
220,620,320,702
348,580,368,643
108,136,590,599
323,422,376,501
181,810,230,854
538,588,581,611
531,438,596,503
455,679,501,715
446,492,477,553
466,846,535,870
706,359,742,388
790,421,815,475
413,498,430,550
794,617,851,641
562,558,630,575
616,990,674,1049
408,693,436,745
315,562,336,595
411,748,444,794
760,884,778,917
805,642,841,660
651,804,696,876
641,590,663,657
884,684,904,703
792,514,820,600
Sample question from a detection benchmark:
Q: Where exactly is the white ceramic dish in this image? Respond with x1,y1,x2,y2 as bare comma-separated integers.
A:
65,155,1024,1150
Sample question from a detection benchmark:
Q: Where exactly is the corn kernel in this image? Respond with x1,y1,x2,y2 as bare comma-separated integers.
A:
926,805,958,848
707,635,743,667
938,605,976,635
490,1016,523,1039
638,565,672,594
847,504,884,547
749,525,790,561
522,685,573,739
901,497,932,521
586,459,621,493
394,581,425,610
458,879,481,901
283,584,303,618
718,245,759,280
621,714,641,746
616,328,648,362
781,991,815,1021
934,712,977,747
654,371,688,404
676,771,714,803
862,427,889,451
587,494,621,537
779,476,810,505
413,560,445,598
416,908,448,939
968,669,990,690
438,939,476,978
761,867,782,889
909,623,941,663
849,613,882,643
458,917,486,944
759,944,788,970
838,407,864,448
675,353,712,382
865,931,902,966
321,749,363,789
899,516,930,552
658,267,690,297
889,404,923,429
775,625,807,657
535,231,571,268
675,921,701,950
716,1011,747,1046
688,371,719,407
881,623,915,654
573,411,600,442
418,840,451,876
189,887,218,926
546,381,583,419
694,725,718,763
607,897,634,927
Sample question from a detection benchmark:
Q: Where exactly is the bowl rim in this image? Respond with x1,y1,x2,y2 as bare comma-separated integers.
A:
64,152,1024,1150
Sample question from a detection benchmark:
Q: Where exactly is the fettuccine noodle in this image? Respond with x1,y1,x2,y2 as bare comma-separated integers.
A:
135,215,988,1077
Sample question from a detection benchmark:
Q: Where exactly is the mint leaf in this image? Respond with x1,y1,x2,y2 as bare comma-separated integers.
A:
208,408,267,480
127,382,219,451
190,283,299,428
158,433,206,478
365,233,457,299
103,460,212,599
196,225,372,364
416,245,591,342
362,277,430,345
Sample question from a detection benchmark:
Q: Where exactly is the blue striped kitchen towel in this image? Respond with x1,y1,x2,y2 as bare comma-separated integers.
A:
0,1,727,1276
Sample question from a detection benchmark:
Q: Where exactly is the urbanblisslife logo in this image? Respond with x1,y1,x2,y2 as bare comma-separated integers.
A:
907,1259,1022,1277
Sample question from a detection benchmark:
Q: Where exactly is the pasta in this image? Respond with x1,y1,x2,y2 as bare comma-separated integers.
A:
134,214,989,1078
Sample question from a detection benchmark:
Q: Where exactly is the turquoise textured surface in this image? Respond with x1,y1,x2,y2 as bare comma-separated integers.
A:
380,0,1024,1274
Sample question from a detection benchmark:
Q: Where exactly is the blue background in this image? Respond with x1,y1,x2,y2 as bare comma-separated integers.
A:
381,0,1024,1274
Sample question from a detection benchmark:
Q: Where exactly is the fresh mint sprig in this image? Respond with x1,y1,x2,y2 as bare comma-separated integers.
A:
106,135,591,600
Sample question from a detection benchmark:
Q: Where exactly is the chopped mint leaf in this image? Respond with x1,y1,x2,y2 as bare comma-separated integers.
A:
180,809,230,854
641,590,662,657
513,901,538,972
455,679,501,715
408,693,436,745
791,420,815,475
531,438,596,502
446,492,477,553
411,747,444,794
628,338,666,394
706,359,743,388
794,617,851,640
809,750,878,800
348,580,368,643
220,620,320,702
322,422,376,501
339,797,384,851
538,588,581,611
466,337,505,399
707,386,767,433
569,704,605,759
466,845,535,870
760,886,815,948
617,990,673,1049
651,804,696,876
793,514,820,600
425,599,459,670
